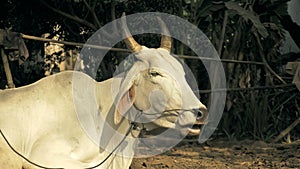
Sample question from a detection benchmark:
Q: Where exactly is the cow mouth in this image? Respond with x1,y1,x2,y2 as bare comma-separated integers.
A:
186,121,207,136
180,116,208,136
185,128,200,136
177,116,207,136
140,109,207,136
178,123,204,136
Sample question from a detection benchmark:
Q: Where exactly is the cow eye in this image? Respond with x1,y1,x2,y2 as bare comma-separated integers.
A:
149,71,161,77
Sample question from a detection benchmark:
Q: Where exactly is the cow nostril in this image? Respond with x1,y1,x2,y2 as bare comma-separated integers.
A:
192,108,207,124
197,110,203,120
194,109,204,120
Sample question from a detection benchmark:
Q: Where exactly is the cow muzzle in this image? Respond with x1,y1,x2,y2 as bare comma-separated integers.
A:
163,107,208,136
187,108,208,136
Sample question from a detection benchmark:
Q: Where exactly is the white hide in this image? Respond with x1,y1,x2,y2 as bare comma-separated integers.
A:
0,71,136,169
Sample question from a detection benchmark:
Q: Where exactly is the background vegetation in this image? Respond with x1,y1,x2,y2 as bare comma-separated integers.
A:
0,0,299,142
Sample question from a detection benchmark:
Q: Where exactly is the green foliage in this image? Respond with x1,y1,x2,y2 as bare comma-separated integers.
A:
225,1,269,38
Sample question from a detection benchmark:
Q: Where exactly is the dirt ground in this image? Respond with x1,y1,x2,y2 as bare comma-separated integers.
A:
130,138,300,169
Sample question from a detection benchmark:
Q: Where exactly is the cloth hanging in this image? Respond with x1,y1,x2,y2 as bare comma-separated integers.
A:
0,29,29,65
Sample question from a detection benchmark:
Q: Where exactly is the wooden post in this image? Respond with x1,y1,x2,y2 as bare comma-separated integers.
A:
1,47,15,88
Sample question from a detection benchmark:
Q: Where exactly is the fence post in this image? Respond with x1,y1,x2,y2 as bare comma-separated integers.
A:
1,47,15,88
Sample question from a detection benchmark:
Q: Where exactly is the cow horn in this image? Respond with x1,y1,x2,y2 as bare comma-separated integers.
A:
121,13,142,53
157,17,172,52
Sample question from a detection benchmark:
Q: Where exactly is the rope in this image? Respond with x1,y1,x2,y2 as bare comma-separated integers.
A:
0,123,134,169
0,129,63,169
85,123,134,169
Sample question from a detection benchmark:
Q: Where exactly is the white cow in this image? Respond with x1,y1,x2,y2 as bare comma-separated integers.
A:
0,15,207,169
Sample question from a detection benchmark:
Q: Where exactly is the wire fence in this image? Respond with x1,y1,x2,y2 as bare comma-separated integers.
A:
22,33,266,65
20,33,297,93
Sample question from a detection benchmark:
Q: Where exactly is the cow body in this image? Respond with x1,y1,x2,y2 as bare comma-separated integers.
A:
0,71,135,169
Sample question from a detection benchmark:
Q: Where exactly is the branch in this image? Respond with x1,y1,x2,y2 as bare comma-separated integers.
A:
91,0,97,10
110,0,118,35
218,11,228,55
272,117,300,143
39,0,97,30
83,0,101,28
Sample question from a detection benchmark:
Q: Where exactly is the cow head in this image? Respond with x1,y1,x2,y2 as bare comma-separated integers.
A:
113,14,208,136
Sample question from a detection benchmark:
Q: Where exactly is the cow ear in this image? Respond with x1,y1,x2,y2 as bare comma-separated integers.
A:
114,85,135,125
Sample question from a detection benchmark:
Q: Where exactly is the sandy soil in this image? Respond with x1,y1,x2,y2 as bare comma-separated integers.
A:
130,139,300,169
